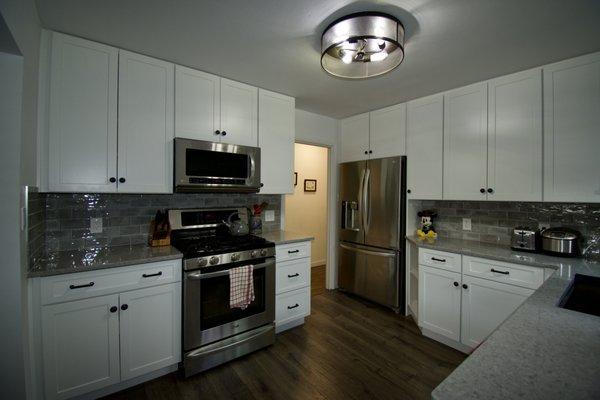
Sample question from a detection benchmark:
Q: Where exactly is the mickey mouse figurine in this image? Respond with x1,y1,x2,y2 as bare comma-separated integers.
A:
417,210,438,239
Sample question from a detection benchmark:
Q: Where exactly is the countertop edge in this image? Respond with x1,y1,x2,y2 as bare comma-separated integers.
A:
259,230,315,245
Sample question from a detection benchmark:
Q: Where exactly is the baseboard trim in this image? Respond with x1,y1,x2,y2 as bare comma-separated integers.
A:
275,318,305,333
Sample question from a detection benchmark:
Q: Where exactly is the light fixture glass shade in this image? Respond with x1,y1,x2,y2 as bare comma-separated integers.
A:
321,12,405,79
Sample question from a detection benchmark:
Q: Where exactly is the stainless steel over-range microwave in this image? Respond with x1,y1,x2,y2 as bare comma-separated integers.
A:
174,138,261,193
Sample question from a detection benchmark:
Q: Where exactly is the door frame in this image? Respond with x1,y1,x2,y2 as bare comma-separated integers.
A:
281,140,338,290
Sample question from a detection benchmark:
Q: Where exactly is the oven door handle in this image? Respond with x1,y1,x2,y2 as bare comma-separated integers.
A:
186,259,274,280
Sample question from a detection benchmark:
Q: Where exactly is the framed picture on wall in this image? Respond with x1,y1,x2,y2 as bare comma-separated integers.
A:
304,179,317,192
294,172,298,186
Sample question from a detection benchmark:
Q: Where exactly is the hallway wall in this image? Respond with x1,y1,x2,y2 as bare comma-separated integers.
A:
285,143,328,267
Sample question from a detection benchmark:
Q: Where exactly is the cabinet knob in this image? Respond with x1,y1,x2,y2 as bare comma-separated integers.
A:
110,306,118,313
407,189,412,194
462,284,468,289
121,304,128,311
119,177,126,183
364,151,368,155
487,188,494,194
260,183,264,187
109,177,116,183
480,188,485,193
369,150,373,154
221,131,227,136
215,130,221,135
453,281,459,287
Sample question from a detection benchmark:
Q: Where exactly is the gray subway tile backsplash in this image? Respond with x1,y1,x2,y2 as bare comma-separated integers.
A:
410,200,600,261
42,193,282,252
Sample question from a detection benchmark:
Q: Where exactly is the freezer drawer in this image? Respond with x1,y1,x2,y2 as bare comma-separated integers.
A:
338,242,401,310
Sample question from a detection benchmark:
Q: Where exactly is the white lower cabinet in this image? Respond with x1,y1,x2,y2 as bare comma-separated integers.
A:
36,260,182,400
418,265,461,341
274,241,312,332
460,275,533,348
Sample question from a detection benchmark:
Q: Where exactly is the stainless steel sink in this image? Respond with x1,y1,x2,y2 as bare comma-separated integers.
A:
558,274,600,317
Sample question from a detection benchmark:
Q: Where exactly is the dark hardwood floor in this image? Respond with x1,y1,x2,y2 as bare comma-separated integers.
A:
311,264,327,296
103,291,466,400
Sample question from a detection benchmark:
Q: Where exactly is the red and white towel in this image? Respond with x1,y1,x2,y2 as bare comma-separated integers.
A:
229,265,255,309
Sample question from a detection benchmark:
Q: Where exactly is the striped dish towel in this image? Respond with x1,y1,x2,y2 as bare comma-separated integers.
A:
229,265,255,309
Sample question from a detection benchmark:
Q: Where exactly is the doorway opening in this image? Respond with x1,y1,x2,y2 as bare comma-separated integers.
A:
284,143,329,296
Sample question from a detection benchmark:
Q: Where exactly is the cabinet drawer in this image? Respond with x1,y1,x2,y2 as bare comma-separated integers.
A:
40,260,182,305
462,256,544,289
276,258,310,294
419,249,461,273
275,241,311,262
276,287,310,326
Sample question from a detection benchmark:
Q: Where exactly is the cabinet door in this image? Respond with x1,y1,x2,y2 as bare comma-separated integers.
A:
220,78,258,146
48,32,118,192
340,113,369,163
418,265,461,341
175,65,221,141
461,275,533,349
406,94,444,199
119,283,181,380
369,103,406,158
118,51,174,193
42,294,120,400
258,89,295,194
543,52,600,202
443,82,488,200
488,69,542,201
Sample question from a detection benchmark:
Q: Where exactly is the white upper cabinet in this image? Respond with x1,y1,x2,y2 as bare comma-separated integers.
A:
487,69,542,201
48,32,118,193
406,94,444,200
543,52,600,202
369,103,406,159
118,51,174,193
340,113,370,163
174,65,220,141
220,78,258,146
443,82,488,200
258,89,295,194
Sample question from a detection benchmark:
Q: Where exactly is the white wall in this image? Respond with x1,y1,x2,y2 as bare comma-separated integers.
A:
294,109,340,289
285,144,328,267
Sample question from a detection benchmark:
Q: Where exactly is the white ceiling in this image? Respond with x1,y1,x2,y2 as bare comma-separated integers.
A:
35,0,600,118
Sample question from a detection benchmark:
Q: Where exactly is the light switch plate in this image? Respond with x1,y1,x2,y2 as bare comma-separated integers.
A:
462,218,472,231
90,217,103,233
264,210,275,222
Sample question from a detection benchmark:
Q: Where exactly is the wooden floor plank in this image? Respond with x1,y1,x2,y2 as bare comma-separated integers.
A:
101,291,466,400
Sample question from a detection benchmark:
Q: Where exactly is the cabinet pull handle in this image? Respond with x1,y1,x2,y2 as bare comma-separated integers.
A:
142,271,163,278
288,250,300,254
110,306,118,313
491,268,509,275
119,177,126,183
121,304,128,311
480,188,485,193
215,130,221,135
287,273,300,278
109,177,116,183
69,282,94,290
462,284,468,289
487,188,494,193
221,131,227,136
287,303,299,310
431,257,446,262
453,281,459,287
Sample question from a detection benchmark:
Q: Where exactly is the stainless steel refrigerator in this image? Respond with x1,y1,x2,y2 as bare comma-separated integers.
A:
338,156,406,313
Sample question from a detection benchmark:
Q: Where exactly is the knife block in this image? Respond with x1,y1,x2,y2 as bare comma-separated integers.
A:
148,220,171,247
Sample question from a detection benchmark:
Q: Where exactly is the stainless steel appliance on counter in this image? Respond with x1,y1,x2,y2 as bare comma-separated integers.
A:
541,227,581,257
174,138,261,193
510,226,539,252
169,208,275,377
338,156,407,313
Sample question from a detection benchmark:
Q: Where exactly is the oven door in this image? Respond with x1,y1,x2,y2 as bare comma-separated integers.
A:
184,258,275,350
174,138,261,192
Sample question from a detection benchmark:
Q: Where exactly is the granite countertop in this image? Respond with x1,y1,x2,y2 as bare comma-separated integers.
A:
259,230,314,245
406,236,600,399
406,235,596,271
28,244,183,278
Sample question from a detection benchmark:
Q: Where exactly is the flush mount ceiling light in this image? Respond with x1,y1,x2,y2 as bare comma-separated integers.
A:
321,12,405,79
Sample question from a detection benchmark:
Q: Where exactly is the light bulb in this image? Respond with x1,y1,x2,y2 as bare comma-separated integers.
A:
342,52,353,64
370,51,388,62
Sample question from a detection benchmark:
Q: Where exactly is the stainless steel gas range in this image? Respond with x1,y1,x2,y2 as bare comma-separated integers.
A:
168,208,276,377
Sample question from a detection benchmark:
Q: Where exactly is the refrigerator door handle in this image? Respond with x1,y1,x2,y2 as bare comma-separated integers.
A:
339,243,396,258
357,168,366,231
363,168,371,234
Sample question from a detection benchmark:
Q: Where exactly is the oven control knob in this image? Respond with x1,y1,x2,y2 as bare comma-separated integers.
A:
209,256,219,265
250,250,258,258
231,253,240,262
260,249,268,257
198,258,208,267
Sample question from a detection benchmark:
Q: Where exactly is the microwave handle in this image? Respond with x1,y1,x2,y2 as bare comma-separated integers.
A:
186,258,274,280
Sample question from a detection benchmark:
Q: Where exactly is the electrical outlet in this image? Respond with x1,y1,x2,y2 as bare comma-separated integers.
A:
462,218,472,231
90,217,103,234
264,210,275,222
538,222,550,231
